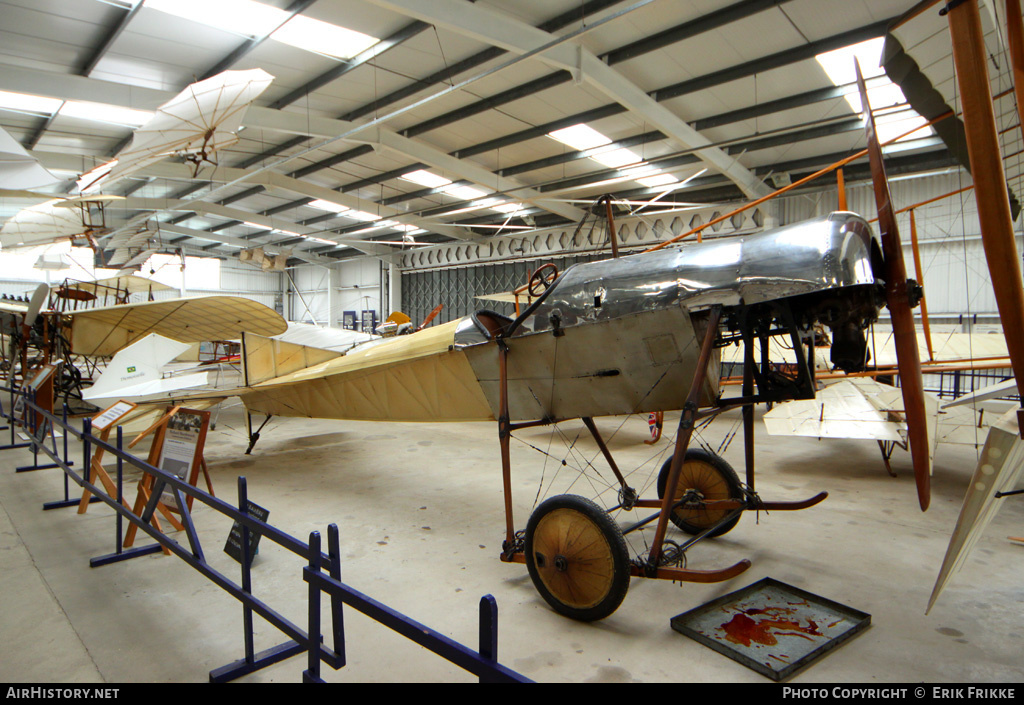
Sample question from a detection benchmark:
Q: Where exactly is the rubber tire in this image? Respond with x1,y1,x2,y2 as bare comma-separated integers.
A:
656,448,743,538
524,494,630,622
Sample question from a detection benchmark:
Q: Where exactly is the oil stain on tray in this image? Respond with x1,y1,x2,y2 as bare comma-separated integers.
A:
671,578,871,681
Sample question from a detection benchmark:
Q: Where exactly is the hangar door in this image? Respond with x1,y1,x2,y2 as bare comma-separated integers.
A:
401,253,606,328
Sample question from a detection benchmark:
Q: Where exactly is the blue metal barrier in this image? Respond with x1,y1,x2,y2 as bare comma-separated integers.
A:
1,385,530,683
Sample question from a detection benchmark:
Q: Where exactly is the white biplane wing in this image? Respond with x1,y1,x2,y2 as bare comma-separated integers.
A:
764,378,945,467
763,378,922,442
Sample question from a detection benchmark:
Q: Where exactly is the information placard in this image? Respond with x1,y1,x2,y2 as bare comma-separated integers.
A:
91,400,137,432
224,500,270,567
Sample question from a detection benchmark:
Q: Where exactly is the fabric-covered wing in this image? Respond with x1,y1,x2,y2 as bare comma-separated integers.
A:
928,410,1024,613
763,379,906,441
78,69,273,193
67,295,287,356
55,274,176,297
935,404,990,448
0,125,59,189
0,199,84,249
943,378,1019,409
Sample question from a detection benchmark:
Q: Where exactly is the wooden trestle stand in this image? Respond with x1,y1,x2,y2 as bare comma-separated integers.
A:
495,304,828,620
121,406,214,554
78,400,138,513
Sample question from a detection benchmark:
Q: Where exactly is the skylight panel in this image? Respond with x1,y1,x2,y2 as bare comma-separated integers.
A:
401,170,453,188
60,101,153,126
0,91,153,126
302,235,337,245
636,173,678,188
307,199,350,213
143,0,380,60
815,38,931,142
0,91,63,115
591,147,642,168
815,38,886,85
875,113,931,146
272,16,380,59
548,124,610,151
345,210,382,222
444,185,489,201
143,0,287,37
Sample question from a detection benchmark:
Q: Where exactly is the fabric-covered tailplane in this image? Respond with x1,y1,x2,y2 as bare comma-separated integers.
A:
241,332,344,386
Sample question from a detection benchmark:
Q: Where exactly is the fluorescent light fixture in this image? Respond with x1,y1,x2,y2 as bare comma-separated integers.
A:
636,173,678,188
401,169,452,188
307,199,350,213
491,202,526,214
60,101,153,126
243,221,271,230
548,124,611,151
0,90,62,115
345,210,382,221
272,16,379,59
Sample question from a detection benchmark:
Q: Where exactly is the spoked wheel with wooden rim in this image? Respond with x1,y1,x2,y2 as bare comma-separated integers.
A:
656,448,744,538
525,494,630,622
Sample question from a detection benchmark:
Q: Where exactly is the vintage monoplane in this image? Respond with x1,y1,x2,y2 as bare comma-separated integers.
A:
140,67,934,621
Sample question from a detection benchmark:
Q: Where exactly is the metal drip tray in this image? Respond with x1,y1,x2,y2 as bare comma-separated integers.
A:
671,578,871,681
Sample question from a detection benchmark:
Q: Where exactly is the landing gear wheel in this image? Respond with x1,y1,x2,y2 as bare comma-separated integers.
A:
657,448,743,538
525,494,630,622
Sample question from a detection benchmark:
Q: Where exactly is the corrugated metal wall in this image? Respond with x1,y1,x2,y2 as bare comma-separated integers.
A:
401,252,608,326
288,259,381,327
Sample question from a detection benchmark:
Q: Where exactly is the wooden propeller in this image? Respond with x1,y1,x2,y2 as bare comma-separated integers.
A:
856,62,931,511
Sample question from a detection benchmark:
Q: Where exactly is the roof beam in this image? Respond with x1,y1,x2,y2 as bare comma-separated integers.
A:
79,2,143,77
366,0,771,199
155,221,335,266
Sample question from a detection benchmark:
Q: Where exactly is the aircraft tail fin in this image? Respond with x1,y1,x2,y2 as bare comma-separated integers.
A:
242,333,343,386
84,333,194,402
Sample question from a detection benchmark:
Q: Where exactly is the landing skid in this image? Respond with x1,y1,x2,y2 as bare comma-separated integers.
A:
245,413,272,455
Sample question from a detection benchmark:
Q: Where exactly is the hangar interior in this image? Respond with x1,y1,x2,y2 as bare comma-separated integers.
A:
0,0,1022,684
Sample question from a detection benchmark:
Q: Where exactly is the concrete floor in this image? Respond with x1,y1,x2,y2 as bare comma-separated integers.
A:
1,402,1022,683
